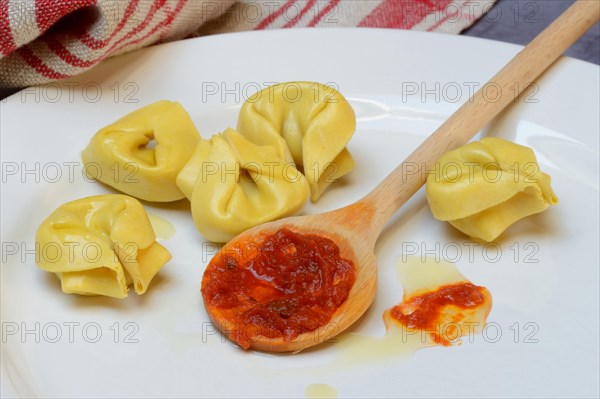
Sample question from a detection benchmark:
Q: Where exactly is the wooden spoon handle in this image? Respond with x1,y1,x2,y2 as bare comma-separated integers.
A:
359,0,600,237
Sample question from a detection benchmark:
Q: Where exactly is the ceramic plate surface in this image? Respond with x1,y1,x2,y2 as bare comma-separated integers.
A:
1,29,599,398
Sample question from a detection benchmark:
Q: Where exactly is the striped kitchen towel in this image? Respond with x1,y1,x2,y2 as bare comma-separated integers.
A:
0,0,496,87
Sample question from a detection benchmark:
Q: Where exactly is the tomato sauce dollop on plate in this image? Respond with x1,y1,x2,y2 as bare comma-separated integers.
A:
389,282,491,346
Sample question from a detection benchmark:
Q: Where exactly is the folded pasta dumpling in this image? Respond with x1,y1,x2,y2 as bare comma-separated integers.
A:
36,194,171,298
426,137,558,242
176,128,310,243
237,81,356,201
386,257,492,347
82,101,201,202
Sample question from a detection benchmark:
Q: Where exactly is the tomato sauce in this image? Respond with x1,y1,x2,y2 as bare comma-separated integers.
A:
389,282,489,346
201,228,356,349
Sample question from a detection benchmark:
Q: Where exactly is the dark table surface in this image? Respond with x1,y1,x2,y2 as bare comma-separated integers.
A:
463,0,599,64
1,0,598,100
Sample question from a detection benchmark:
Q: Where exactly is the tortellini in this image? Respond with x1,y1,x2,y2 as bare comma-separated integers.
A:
82,100,201,202
36,195,171,298
237,81,355,201
426,137,558,242
388,257,492,347
176,128,310,242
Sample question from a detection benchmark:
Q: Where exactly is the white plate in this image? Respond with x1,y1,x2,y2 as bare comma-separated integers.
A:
1,29,598,398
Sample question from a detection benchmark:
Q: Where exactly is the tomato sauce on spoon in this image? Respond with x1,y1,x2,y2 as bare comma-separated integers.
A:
201,228,356,349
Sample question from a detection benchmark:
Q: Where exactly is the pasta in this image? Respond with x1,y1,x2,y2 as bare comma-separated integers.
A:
237,81,355,201
82,100,201,202
176,128,310,242
36,194,171,298
426,137,558,241
386,256,492,346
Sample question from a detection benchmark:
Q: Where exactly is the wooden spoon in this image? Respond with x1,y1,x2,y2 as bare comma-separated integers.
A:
203,0,600,352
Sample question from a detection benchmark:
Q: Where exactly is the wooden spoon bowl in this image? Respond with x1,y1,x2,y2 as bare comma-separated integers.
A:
202,0,600,352
205,201,381,353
